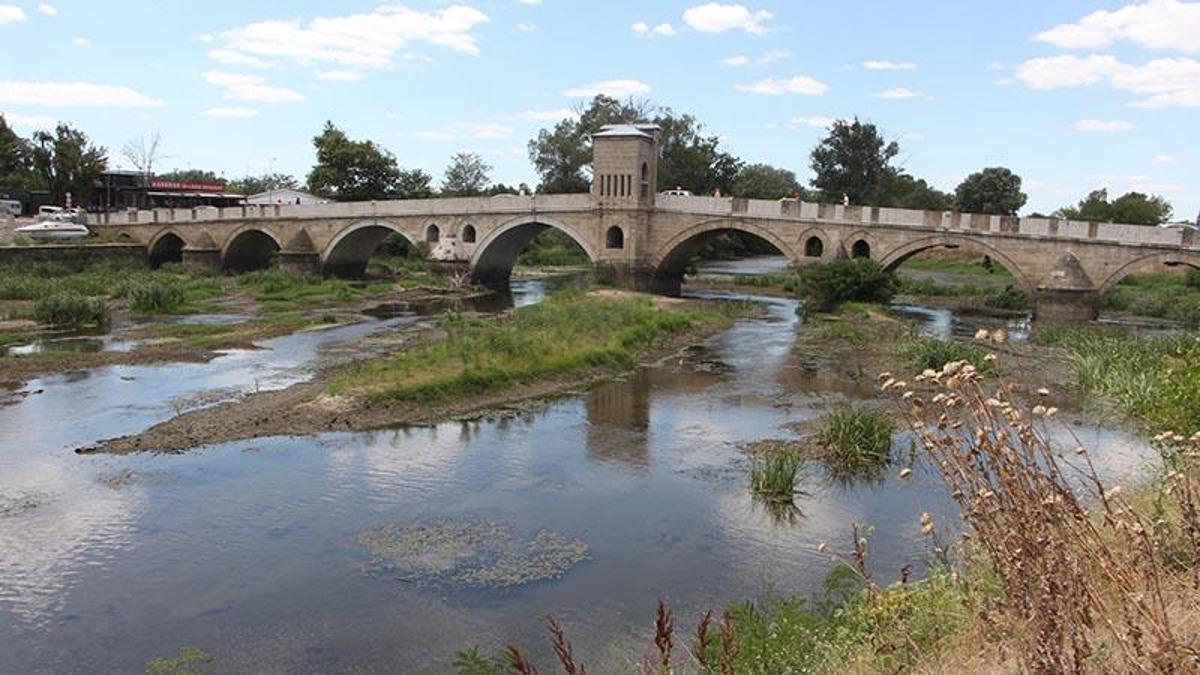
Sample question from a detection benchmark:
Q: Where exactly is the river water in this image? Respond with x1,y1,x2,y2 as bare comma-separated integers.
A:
0,264,1157,673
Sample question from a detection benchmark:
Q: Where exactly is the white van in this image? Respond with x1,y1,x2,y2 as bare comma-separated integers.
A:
0,199,21,217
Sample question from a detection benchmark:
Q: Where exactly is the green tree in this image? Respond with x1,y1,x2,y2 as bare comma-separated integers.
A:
954,167,1027,215
731,163,803,200
1054,188,1173,225
528,95,655,193
526,95,741,196
306,121,403,201
29,123,107,206
809,118,899,205
1053,188,1111,221
441,152,492,197
883,171,954,210
155,169,223,184
225,172,299,195
655,113,741,196
396,168,435,199
0,114,39,189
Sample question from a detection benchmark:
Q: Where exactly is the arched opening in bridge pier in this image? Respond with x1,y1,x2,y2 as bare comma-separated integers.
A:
652,227,792,296
223,229,280,272
1097,254,1200,325
461,224,477,244
148,232,184,268
606,226,624,250
323,223,421,279
882,240,1034,314
471,221,592,288
805,236,824,258
851,240,871,259
425,224,440,244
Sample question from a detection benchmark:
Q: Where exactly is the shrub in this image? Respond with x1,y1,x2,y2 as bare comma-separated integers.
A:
796,259,898,312
982,285,1029,311
34,292,108,327
129,280,188,313
1187,268,1200,290
815,408,895,478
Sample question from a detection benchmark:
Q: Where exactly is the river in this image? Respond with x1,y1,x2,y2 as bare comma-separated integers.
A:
0,262,1157,672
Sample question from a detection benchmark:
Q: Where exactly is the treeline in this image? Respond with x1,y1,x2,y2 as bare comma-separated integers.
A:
0,107,1178,225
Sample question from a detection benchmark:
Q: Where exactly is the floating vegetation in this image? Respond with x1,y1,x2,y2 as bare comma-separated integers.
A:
0,491,49,518
355,519,588,589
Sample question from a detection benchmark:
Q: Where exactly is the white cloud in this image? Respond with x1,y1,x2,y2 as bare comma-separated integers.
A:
899,131,926,142
515,0,541,4
208,48,271,68
0,5,26,24
72,36,89,48
1072,118,1133,132
633,21,676,37
37,3,55,16
414,129,457,141
682,3,773,34
863,60,917,71
722,55,751,66
874,87,922,99
204,107,258,118
564,79,652,97
757,48,789,64
211,5,490,70
1034,0,1200,53
0,80,163,107
516,22,536,32
788,115,834,128
1153,154,1175,164
315,69,364,82
2,111,56,129
461,122,512,139
202,71,303,103
736,75,828,95
1016,53,1200,107
520,108,577,121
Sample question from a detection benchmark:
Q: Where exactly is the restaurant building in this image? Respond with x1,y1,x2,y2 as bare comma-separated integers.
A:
90,172,246,211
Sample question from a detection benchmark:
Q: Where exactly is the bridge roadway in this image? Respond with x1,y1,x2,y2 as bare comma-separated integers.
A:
89,191,1200,322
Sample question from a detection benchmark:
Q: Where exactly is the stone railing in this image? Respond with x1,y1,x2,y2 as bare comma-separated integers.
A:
653,194,1196,250
87,193,594,226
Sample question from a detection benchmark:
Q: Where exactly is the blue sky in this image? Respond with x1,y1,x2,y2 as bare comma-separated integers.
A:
0,1,1196,219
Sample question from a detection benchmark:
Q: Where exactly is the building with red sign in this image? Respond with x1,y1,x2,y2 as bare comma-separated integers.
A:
90,171,246,212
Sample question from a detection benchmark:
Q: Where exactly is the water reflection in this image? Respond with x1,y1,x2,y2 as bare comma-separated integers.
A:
0,268,1162,672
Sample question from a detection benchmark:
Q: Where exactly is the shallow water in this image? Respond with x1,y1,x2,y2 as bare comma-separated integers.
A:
0,262,1158,673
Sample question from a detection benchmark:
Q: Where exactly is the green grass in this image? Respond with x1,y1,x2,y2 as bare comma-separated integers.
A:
814,408,896,479
1035,326,1200,436
717,565,972,674
750,452,805,500
331,290,724,404
900,256,1014,278
235,269,361,312
902,337,997,376
1102,272,1200,327
33,293,108,327
0,260,226,315
897,277,1030,311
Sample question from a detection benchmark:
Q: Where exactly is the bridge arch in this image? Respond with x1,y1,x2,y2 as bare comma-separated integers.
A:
222,226,283,272
147,229,186,268
321,219,417,278
1097,251,1200,295
878,234,1037,298
470,216,597,286
650,218,800,295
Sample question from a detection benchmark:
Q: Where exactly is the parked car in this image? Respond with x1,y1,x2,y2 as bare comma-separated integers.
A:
0,199,21,217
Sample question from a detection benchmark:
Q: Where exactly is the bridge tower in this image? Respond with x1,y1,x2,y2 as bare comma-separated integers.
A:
590,123,659,287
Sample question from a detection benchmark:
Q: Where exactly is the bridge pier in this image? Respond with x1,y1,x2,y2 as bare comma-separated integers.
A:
1035,288,1100,323
182,247,221,273
595,262,654,291
279,250,321,276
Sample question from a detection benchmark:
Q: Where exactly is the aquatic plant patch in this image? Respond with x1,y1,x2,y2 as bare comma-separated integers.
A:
355,519,588,589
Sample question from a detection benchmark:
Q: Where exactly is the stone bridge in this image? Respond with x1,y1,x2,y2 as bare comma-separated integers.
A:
89,124,1200,321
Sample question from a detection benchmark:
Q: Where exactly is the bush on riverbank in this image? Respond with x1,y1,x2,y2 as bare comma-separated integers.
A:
33,292,107,327
1103,273,1200,327
333,291,726,403
796,260,898,313
126,280,188,314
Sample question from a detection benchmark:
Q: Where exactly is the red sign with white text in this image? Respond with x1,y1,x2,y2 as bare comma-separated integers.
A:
150,180,225,192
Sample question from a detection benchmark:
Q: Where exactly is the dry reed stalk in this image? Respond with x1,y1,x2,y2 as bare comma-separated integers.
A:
883,349,1200,673
545,615,585,675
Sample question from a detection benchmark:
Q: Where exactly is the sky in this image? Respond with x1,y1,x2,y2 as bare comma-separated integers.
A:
0,0,1196,220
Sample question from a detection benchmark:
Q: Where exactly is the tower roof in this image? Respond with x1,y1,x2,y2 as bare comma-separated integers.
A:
593,124,659,140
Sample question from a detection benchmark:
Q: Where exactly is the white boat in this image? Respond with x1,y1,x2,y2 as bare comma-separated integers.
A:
14,220,91,241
